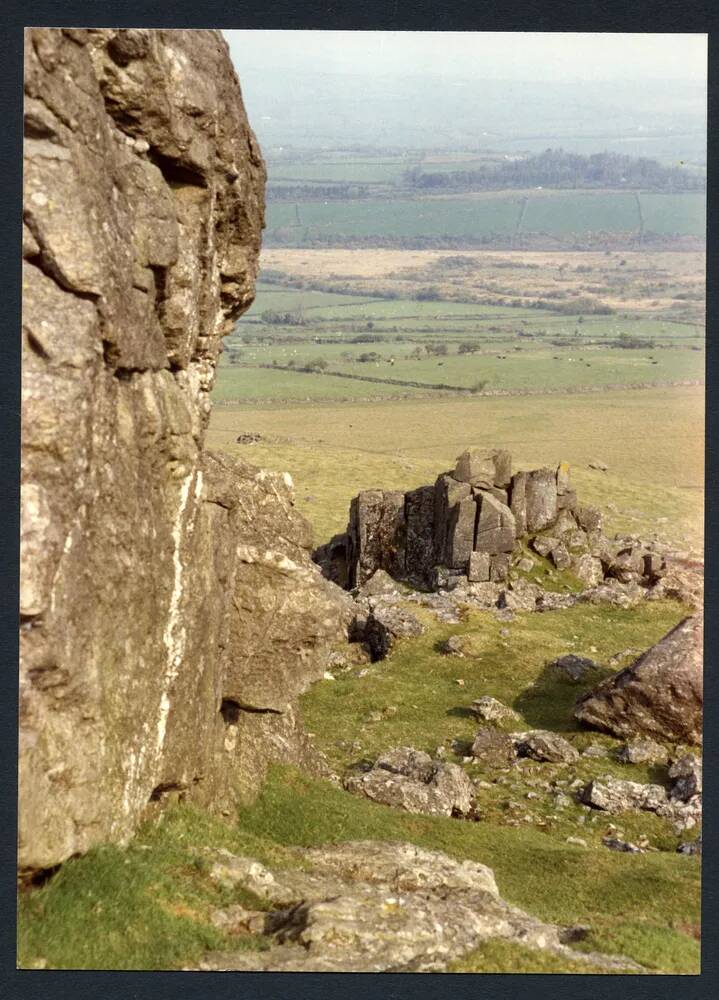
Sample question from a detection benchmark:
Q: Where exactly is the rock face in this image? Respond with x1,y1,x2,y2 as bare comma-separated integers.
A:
574,615,703,744
20,28,350,873
315,448,669,600
196,840,643,973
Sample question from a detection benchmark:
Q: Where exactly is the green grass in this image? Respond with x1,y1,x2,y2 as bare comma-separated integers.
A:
17,806,294,970
235,764,700,974
300,600,688,771
19,598,700,972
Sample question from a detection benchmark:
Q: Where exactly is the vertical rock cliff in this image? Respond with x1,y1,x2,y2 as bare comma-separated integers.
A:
20,28,349,873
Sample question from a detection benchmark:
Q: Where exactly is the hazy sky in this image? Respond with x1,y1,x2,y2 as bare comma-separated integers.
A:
225,31,707,83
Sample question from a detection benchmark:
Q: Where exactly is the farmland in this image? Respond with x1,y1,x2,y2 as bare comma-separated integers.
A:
209,239,704,560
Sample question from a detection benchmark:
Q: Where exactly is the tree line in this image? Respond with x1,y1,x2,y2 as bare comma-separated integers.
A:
404,149,705,193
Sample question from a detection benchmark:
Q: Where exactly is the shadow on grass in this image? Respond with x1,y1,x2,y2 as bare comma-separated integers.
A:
446,706,475,720
512,662,616,732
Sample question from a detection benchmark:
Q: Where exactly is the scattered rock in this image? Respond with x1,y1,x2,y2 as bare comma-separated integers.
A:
582,744,610,759
514,731,579,764
440,635,467,657
235,432,263,445
548,653,600,683
574,615,703,744
470,696,520,725
602,837,643,854
616,739,669,765
516,557,535,573
343,747,475,818
358,569,401,598
362,602,425,661
471,727,517,768
677,836,702,856
668,754,702,802
581,776,667,814
588,459,608,472
566,836,588,848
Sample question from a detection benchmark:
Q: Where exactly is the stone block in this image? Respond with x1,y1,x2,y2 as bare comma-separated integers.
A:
467,551,491,582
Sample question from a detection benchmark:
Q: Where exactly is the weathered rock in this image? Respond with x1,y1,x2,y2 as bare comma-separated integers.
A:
454,448,511,489
447,497,477,569
344,747,474,817
515,556,535,573
197,840,641,972
362,601,425,661
440,635,468,657
524,468,559,532
470,696,520,725
490,553,511,582
549,541,571,570
581,776,667,813
357,568,400,598
668,754,702,802
471,727,517,767
405,484,436,586
19,28,316,872
677,836,702,856
602,837,643,854
467,550,491,582
617,739,669,765
433,473,472,565
589,459,608,472
498,578,542,611
572,553,604,587
509,470,528,536
647,563,703,610
514,731,579,764
575,505,603,534
548,654,601,683
474,492,516,553
607,546,646,583
574,615,703,745
532,535,558,558
312,532,350,589
347,490,406,587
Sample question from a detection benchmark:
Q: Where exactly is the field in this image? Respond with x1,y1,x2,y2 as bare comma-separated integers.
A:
214,249,705,407
265,189,705,247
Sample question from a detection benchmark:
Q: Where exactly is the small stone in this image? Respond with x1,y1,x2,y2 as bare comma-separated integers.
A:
616,738,668,765
548,654,600,683
470,696,520,725
471,727,517,768
566,836,588,848
514,731,579,764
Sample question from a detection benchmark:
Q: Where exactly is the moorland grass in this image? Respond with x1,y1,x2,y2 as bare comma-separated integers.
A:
206,385,704,549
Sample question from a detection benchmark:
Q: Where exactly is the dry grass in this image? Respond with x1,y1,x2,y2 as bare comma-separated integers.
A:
206,385,704,550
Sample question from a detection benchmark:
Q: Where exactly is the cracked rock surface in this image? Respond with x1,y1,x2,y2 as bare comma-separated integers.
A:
20,28,350,873
195,840,643,973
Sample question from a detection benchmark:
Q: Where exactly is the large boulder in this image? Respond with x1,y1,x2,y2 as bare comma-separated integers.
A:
19,28,350,873
197,840,642,973
574,615,703,744
474,492,516,553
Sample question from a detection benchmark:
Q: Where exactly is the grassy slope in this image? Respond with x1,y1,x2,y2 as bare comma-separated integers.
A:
20,593,700,973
